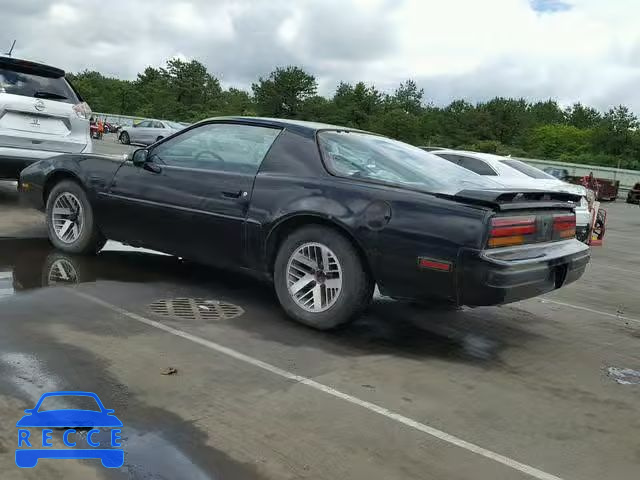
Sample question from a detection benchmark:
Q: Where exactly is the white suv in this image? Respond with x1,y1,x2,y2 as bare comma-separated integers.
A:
0,56,92,179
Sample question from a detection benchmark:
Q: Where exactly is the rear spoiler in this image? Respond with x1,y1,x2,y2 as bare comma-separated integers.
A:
439,189,581,211
0,56,65,78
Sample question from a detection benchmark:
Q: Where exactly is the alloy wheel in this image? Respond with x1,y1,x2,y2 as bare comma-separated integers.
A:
286,242,342,312
51,192,84,244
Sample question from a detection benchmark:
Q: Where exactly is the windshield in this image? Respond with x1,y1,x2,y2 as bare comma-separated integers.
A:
500,159,557,180
318,131,500,194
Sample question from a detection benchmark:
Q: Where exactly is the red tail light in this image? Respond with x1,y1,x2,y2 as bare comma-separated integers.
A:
488,216,536,248
553,214,576,239
73,101,92,119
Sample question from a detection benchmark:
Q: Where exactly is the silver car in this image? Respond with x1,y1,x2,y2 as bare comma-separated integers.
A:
0,56,92,179
432,150,593,243
118,119,183,146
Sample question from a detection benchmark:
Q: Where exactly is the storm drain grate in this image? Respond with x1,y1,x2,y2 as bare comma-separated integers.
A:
148,298,244,321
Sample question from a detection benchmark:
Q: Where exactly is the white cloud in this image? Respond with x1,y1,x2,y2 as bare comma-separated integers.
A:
2,0,640,112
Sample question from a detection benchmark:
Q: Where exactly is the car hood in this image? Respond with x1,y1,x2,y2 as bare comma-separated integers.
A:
16,410,123,427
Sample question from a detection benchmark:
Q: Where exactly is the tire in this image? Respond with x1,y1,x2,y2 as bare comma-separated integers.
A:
45,180,106,255
273,225,373,330
120,131,130,144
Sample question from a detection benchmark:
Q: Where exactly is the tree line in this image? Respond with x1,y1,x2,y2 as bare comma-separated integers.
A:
68,58,640,170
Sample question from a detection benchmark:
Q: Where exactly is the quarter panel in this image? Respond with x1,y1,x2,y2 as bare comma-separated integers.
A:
247,174,490,301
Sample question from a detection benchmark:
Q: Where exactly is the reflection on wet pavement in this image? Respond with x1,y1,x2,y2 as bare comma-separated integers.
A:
0,237,530,366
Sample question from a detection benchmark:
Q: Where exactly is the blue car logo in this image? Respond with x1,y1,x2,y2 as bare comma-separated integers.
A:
16,391,123,468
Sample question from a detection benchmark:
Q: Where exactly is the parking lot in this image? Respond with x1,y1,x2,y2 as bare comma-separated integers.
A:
0,139,638,480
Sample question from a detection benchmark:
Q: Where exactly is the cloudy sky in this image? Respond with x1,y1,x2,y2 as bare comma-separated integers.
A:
3,0,640,112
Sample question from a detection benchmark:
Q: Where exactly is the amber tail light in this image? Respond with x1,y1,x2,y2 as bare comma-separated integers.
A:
488,216,536,248
553,214,576,239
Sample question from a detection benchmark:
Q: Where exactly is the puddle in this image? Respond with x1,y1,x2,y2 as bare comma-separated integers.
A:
606,367,640,385
0,238,183,300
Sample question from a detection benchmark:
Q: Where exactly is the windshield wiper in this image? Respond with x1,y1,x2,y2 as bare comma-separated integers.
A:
33,91,67,100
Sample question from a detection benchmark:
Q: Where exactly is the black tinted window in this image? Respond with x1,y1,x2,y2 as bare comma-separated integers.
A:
435,154,459,164
501,159,556,179
151,123,281,174
456,156,497,176
0,68,78,104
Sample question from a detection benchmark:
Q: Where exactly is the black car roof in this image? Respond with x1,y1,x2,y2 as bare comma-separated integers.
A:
203,116,366,134
0,56,65,78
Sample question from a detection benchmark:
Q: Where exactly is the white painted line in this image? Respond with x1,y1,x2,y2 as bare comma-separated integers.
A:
73,289,565,480
540,299,640,325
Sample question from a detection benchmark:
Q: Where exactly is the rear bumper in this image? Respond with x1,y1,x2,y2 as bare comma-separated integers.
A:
460,239,590,306
0,144,90,179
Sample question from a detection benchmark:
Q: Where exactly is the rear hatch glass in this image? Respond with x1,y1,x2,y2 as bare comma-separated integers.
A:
0,61,78,104
318,130,502,195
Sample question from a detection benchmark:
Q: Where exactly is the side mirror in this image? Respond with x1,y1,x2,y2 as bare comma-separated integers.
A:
131,149,149,166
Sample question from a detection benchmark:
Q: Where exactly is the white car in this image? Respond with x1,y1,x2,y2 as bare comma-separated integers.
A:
0,56,92,179
118,119,183,146
432,150,592,243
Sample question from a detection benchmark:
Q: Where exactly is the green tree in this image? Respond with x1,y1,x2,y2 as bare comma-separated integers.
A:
218,88,255,116
161,58,222,121
526,125,592,158
528,100,565,125
593,105,638,155
371,109,420,144
252,66,317,118
565,103,601,129
480,97,530,144
332,81,383,129
389,79,424,115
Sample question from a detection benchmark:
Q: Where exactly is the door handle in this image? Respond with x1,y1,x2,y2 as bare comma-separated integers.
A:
221,190,246,199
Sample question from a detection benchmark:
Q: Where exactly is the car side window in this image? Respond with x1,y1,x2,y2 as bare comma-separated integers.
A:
150,123,282,174
456,156,497,176
153,121,164,128
137,120,151,128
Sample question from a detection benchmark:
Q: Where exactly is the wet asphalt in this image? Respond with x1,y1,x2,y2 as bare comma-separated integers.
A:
0,145,639,480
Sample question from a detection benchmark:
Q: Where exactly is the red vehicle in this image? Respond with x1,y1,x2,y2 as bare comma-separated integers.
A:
570,174,619,201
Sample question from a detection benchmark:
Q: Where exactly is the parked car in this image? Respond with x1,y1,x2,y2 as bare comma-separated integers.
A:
118,119,183,146
0,56,92,179
19,118,589,329
543,167,569,181
627,182,640,204
431,150,594,243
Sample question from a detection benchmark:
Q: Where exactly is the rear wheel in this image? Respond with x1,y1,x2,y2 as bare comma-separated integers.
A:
120,131,130,144
46,180,106,255
274,225,373,329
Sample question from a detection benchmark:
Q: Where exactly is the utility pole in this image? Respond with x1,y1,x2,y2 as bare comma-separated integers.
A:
5,40,16,56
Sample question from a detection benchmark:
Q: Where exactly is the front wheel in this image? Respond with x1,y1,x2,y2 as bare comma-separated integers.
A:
274,226,373,329
119,131,130,144
46,180,106,254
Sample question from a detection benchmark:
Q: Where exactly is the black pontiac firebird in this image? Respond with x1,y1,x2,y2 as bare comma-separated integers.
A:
19,117,590,329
